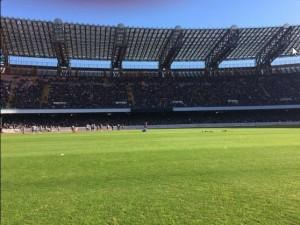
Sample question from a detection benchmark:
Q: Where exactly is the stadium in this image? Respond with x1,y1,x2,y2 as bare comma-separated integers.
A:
1,5,300,225
1,18,300,128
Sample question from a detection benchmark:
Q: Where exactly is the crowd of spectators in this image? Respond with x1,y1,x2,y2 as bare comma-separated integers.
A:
0,79,11,107
2,110,300,129
1,72,300,109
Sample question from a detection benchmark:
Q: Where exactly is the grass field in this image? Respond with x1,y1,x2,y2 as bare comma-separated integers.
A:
1,128,300,225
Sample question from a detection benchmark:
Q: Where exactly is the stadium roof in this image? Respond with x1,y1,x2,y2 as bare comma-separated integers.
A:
1,17,300,67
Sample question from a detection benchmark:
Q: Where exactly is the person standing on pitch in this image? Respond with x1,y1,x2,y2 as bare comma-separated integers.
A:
143,121,148,132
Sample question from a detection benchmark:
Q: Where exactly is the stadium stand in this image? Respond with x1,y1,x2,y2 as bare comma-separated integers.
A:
1,70,300,109
1,17,300,128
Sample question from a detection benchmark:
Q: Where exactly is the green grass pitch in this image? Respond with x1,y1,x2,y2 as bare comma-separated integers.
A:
1,128,300,225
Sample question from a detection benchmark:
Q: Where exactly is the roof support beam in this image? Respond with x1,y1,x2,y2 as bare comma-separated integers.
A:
52,19,70,75
256,24,294,72
0,27,9,74
159,26,184,71
205,26,239,71
111,24,127,72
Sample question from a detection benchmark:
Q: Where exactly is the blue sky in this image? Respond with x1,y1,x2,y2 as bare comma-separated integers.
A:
2,0,300,28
